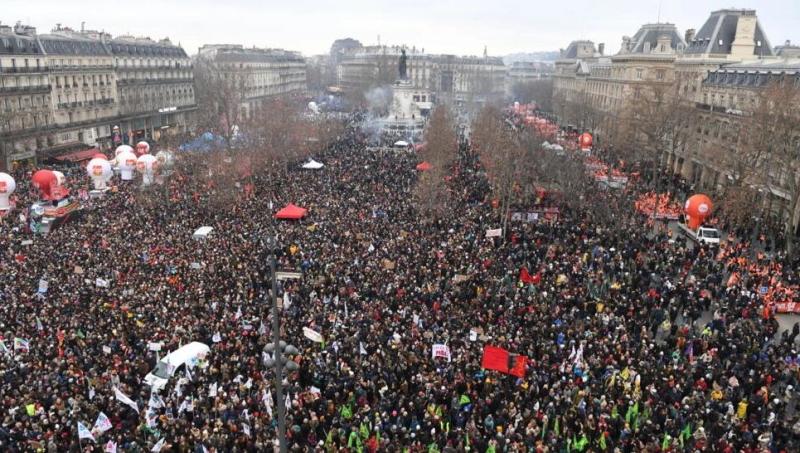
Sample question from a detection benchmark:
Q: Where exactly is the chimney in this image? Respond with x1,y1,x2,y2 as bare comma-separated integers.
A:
730,12,757,58
598,43,605,55
786,39,792,47
685,29,696,44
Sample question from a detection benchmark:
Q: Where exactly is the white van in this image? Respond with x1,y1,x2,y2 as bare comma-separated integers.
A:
144,342,210,391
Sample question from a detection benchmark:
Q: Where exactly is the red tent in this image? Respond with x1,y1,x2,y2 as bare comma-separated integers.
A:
416,161,432,171
275,203,307,220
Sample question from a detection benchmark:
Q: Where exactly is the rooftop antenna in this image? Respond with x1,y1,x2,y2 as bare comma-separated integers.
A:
657,0,662,24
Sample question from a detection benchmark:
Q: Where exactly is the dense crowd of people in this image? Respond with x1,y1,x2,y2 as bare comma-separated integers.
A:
0,116,798,453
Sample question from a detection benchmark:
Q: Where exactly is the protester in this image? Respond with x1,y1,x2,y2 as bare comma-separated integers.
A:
0,114,797,453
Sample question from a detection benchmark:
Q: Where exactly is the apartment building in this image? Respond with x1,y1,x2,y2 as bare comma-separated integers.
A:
110,36,195,144
0,23,53,169
196,44,307,119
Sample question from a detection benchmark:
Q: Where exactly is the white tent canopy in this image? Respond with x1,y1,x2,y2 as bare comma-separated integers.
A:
193,226,213,240
393,140,409,147
301,159,324,170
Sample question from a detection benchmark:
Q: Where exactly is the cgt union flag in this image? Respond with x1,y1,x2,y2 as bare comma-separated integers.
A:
481,345,528,378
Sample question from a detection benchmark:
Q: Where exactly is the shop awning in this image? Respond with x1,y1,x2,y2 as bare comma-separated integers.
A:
54,148,100,163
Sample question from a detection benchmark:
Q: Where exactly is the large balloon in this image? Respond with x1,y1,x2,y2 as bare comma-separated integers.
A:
52,171,66,187
155,150,174,171
579,132,593,150
87,158,112,190
93,153,108,160
0,172,16,210
31,170,57,200
137,154,158,186
685,194,713,230
117,150,138,181
136,141,150,156
115,144,134,157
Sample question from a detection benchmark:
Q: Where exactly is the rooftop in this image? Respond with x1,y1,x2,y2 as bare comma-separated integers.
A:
619,23,685,55
685,9,773,57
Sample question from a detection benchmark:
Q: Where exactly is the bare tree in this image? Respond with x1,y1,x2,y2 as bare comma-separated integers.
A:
414,105,458,218
472,105,535,236
193,56,248,149
744,81,800,253
509,79,554,112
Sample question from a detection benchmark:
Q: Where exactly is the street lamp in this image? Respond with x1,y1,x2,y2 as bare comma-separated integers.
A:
262,236,301,453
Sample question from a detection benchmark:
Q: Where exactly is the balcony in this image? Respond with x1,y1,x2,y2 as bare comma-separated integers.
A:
0,67,46,74
0,84,52,94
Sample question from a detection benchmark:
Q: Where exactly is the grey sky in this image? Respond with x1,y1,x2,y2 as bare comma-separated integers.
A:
5,0,799,57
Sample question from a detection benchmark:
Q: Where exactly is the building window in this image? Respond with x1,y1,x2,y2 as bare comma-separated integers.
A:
636,69,643,79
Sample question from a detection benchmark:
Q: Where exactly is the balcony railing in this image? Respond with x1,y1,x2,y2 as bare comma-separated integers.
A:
0,84,52,94
0,67,46,74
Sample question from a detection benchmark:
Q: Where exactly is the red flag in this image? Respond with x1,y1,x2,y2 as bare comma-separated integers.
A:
482,346,510,373
519,268,541,285
509,355,528,378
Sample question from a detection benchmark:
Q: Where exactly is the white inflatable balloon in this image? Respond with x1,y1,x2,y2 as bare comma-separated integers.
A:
117,150,138,181
86,158,113,190
52,171,66,187
0,172,16,210
136,154,158,186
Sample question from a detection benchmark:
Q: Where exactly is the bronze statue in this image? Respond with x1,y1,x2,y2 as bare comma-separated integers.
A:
399,49,407,79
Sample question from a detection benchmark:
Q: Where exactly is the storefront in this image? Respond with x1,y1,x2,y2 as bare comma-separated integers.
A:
5,149,37,172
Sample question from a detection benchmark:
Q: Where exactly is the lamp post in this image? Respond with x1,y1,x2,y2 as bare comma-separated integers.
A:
262,237,300,453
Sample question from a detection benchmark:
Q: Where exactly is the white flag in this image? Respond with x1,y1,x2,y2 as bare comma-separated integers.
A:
88,386,96,400
303,327,324,343
234,306,242,321
148,394,165,409
105,440,117,453
146,411,158,428
212,332,222,343
201,445,210,453
93,411,113,434
151,437,165,452
285,393,291,412
264,391,274,417
178,399,188,415
113,387,140,414
244,377,252,389
242,423,251,437
209,382,218,398
359,342,367,355
77,421,96,442
258,319,267,335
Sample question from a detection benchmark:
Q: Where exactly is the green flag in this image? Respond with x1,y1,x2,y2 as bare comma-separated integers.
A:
679,423,691,447
541,417,548,440
340,403,353,419
459,394,471,405
360,422,369,440
611,405,619,419
575,434,588,451
427,442,440,453
325,429,334,448
661,433,671,451
554,417,560,436
76,329,85,339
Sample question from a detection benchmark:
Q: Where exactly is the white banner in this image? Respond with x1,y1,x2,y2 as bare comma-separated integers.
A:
432,344,452,362
485,228,502,238
303,327,324,343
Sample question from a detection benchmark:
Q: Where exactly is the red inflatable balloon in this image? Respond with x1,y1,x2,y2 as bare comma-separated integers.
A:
579,132,593,149
684,194,713,229
31,170,57,200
